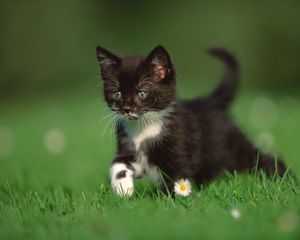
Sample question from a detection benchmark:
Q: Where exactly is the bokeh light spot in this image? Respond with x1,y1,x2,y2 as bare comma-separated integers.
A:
277,212,298,233
230,208,241,220
250,96,278,129
43,128,66,154
255,132,275,153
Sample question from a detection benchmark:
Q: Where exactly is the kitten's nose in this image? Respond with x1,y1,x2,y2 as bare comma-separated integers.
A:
122,106,138,120
122,106,132,114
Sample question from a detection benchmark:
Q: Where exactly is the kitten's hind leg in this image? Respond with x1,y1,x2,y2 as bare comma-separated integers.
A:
110,162,135,197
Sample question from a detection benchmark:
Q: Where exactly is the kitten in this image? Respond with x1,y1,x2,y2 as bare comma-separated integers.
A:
96,45,287,197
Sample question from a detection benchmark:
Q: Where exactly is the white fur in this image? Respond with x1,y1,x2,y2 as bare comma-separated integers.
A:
124,104,175,150
99,54,115,66
124,111,164,151
122,111,165,184
132,152,161,182
131,160,144,178
111,104,174,196
110,163,134,197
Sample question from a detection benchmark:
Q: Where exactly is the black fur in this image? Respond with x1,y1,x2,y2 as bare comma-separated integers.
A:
116,170,127,179
96,45,287,193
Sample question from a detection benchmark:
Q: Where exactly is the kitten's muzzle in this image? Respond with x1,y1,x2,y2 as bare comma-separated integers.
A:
121,107,139,120
123,112,139,120
122,106,132,114
126,114,139,120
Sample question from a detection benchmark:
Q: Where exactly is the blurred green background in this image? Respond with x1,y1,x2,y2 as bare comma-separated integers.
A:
1,2,300,239
1,1,300,94
0,0,300,188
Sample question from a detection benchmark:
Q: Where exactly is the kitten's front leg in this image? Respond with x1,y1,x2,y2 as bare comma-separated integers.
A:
110,155,135,197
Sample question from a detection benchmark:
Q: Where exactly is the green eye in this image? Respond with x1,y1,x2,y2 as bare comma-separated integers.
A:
112,91,122,100
138,91,148,99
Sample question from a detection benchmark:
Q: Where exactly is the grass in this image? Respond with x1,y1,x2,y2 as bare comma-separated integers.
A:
0,86,300,239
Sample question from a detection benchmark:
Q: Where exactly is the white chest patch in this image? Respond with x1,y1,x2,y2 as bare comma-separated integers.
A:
132,122,162,151
121,110,171,183
120,104,176,184
124,112,164,151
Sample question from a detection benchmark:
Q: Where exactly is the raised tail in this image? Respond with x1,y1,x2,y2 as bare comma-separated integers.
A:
207,48,239,110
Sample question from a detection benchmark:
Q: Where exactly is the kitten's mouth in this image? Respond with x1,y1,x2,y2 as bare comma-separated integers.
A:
122,112,140,120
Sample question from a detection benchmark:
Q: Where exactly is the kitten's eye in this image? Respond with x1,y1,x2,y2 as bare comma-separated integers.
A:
112,91,122,100
137,91,148,99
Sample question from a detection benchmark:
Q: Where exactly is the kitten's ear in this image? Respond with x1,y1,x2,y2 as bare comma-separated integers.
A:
145,45,172,80
96,46,121,69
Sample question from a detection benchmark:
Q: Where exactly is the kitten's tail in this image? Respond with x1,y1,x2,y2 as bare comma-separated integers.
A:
207,48,239,110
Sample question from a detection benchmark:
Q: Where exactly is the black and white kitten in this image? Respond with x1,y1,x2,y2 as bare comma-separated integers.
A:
96,45,286,196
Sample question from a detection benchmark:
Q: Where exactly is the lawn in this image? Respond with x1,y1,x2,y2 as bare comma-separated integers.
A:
0,86,299,240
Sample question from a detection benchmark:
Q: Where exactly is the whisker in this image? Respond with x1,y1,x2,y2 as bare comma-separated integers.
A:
98,111,116,126
110,115,118,143
144,113,153,127
141,114,147,130
101,113,117,142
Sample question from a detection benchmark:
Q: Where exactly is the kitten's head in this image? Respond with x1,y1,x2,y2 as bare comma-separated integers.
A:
96,45,176,120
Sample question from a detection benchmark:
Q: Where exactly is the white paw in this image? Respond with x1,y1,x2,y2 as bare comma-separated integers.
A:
110,163,134,197
111,177,134,197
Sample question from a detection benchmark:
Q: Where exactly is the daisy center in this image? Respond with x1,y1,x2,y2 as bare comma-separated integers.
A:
180,184,187,191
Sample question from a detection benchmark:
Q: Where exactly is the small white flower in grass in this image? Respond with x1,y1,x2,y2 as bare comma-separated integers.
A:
174,179,192,196
231,208,241,220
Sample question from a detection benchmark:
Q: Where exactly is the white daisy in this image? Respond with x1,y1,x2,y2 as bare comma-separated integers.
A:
230,208,241,220
174,179,192,196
